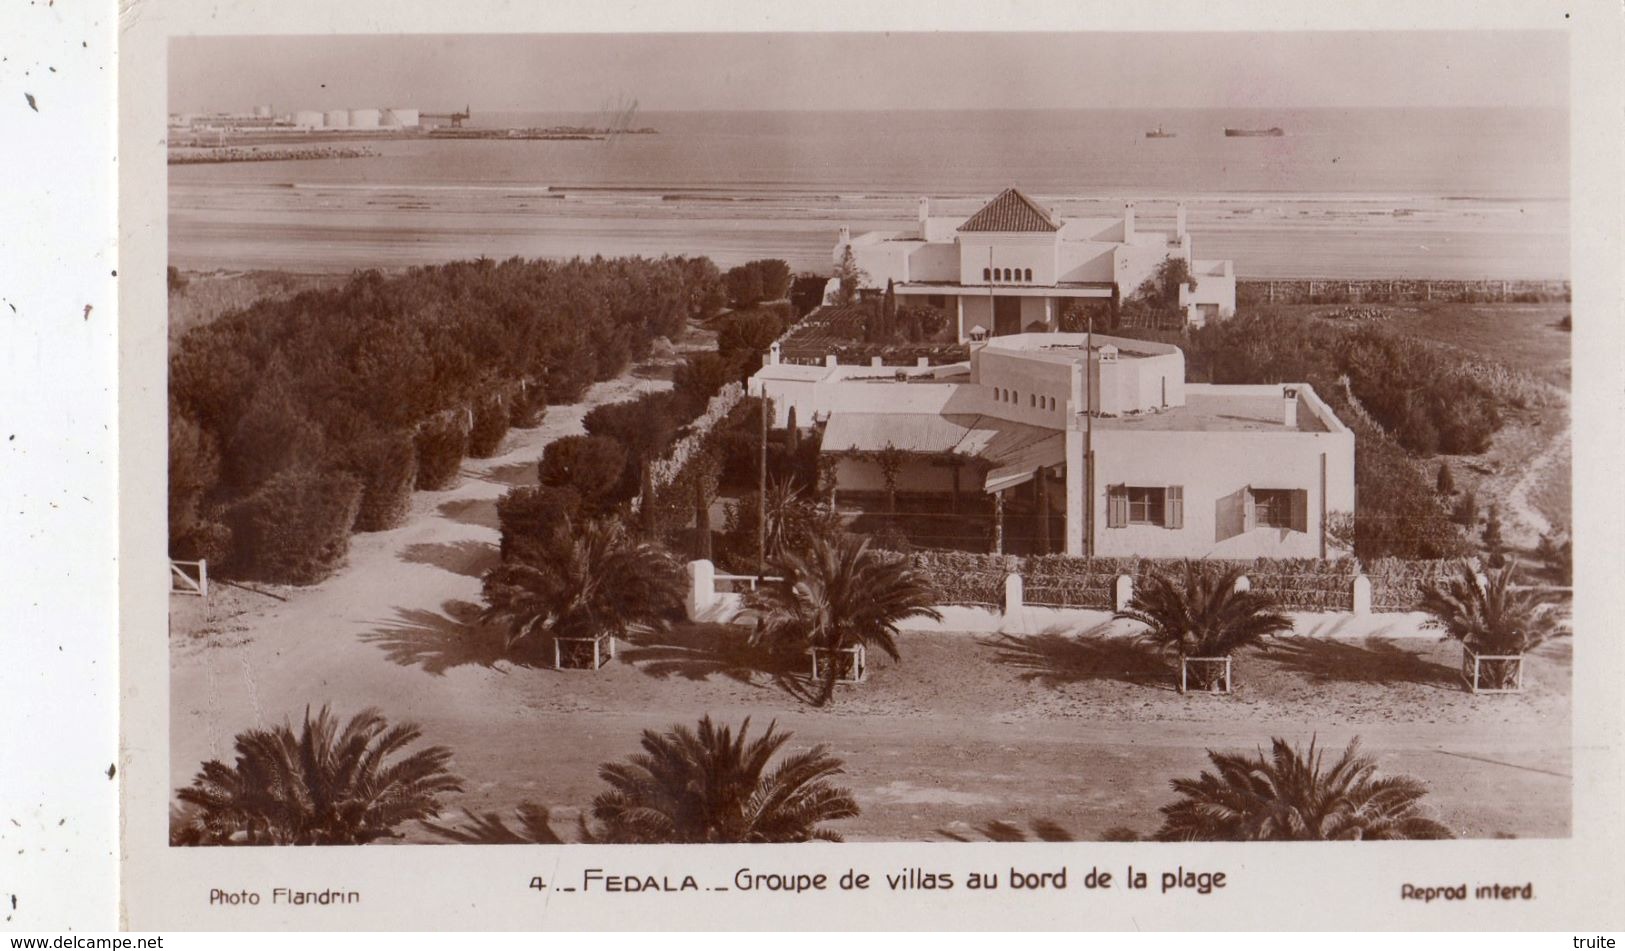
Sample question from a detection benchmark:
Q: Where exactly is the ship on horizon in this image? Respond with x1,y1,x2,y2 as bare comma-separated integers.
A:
1224,126,1285,137
1145,124,1176,139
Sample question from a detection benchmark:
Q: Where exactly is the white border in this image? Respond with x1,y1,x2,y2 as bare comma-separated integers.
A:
117,0,1625,931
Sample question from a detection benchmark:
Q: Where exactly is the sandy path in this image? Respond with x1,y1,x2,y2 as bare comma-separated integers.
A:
171,370,671,772
1503,423,1569,545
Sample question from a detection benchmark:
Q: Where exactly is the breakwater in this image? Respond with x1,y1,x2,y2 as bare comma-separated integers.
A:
168,146,379,165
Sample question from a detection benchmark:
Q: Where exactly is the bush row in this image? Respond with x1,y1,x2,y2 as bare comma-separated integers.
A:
169,255,726,583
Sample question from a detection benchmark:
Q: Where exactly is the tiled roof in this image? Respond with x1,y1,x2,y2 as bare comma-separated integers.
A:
957,187,1061,233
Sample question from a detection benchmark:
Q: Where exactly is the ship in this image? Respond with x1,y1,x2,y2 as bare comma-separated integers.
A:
1224,126,1285,137
1145,125,1176,139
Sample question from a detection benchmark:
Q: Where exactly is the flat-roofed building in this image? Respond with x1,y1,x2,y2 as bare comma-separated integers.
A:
837,187,1236,335
751,331,1350,560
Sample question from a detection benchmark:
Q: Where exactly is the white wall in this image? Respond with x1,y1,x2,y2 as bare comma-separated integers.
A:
906,241,959,283
958,233,1060,285
1086,427,1355,558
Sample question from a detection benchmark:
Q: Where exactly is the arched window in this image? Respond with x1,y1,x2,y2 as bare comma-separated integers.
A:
1024,268,1033,282
1048,396,1056,410
983,267,990,281
1029,394,1036,407
1012,391,1019,404
1001,268,1011,282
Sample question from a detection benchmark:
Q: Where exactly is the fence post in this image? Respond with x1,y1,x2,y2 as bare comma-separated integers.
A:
1114,574,1134,611
686,559,716,621
1000,571,1026,634
1352,574,1370,615
198,558,209,599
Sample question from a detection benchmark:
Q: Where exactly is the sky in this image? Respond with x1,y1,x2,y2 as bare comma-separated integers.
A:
169,31,1569,115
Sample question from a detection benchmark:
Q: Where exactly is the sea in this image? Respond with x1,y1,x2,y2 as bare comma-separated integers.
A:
168,108,1569,279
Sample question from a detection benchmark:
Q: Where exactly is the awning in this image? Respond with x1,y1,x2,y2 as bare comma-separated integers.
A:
820,411,1066,494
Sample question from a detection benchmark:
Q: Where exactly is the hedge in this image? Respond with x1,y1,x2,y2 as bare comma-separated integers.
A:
495,484,581,560
349,430,418,532
1366,557,1463,613
539,434,629,516
414,413,469,491
224,468,363,584
886,551,1359,612
508,378,548,428
467,392,511,459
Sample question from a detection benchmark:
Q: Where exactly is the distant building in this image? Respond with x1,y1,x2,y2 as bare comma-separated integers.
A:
751,332,1351,560
836,187,1235,334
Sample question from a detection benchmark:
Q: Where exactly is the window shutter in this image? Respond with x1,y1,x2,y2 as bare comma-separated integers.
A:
1242,487,1256,531
1165,485,1184,529
1107,486,1128,529
1290,489,1309,533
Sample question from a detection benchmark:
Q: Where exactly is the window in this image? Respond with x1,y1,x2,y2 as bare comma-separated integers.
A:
1011,390,1019,404
1048,396,1056,410
1029,394,1036,407
983,268,991,281
1003,268,1013,281
1108,485,1184,529
1250,488,1305,531
1127,487,1165,526
1024,268,1033,281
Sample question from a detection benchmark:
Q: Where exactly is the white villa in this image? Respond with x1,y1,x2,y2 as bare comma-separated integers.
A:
751,332,1353,560
836,187,1236,335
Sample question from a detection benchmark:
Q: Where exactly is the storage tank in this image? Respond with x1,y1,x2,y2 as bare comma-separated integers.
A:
293,110,324,130
323,109,349,128
349,108,381,129
383,107,419,128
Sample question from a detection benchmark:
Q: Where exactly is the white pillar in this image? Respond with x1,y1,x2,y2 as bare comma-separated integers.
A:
1064,420,1085,556
1352,575,1371,615
1000,571,1027,635
686,559,716,621
1234,574,1251,593
1114,574,1134,611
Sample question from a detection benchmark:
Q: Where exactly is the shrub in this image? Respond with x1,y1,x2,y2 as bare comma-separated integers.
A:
495,484,582,560
1452,489,1478,527
169,408,222,557
222,382,326,492
673,352,734,416
467,393,510,459
716,309,786,381
538,434,628,516
1366,558,1462,613
724,265,765,309
414,415,469,490
345,430,418,532
508,379,548,428
224,467,363,584
1435,461,1455,495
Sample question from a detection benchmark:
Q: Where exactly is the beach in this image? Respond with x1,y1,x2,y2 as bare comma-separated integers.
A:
168,107,1569,278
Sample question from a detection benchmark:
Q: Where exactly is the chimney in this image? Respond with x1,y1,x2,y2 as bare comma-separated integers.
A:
1123,202,1136,242
1282,386,1299,428
1175,202,1187,239
917,196,930,237
837,224,851,247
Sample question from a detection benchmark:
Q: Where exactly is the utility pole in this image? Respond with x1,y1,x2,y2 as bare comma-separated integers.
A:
758,387,768,577
1085,308,1094,558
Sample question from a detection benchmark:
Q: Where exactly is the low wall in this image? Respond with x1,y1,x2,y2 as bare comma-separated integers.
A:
1236,278,1570,306
681,559,1441,636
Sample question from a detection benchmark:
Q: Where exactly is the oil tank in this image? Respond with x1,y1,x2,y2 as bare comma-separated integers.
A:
293,110,324,130
349,108,381,129
323,109,349,128
383,107,419,128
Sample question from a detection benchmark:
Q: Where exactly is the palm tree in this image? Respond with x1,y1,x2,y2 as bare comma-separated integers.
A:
172,706,463,845
1115,561,1292,691
480,517,685,659
1419,558,1555,689
592,716,858,843
749,528,942,704
1156,737,1453,841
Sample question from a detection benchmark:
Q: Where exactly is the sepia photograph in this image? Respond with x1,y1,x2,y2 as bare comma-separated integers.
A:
156,27,1576,854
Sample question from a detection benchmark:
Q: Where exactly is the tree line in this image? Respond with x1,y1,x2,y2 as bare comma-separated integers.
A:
169,255,727,583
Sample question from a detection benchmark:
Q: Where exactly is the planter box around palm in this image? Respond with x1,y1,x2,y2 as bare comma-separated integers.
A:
1178,655,1233,694
810,644,866,684
1459,646,1524,694
1420,560,1552,696
554,633,615,671
1115,562,1291,697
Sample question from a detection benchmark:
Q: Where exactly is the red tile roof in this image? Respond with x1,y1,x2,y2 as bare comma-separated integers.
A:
957,187,1060,233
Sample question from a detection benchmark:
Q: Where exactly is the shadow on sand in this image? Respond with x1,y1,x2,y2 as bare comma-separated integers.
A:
983,623,1173,689
937,818,1079,842
401,539,500,579
1263,636,1457,687
360,598,542,675
437,497,500,530
421,802,579,844
482,459,537,489
619,622,820,703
